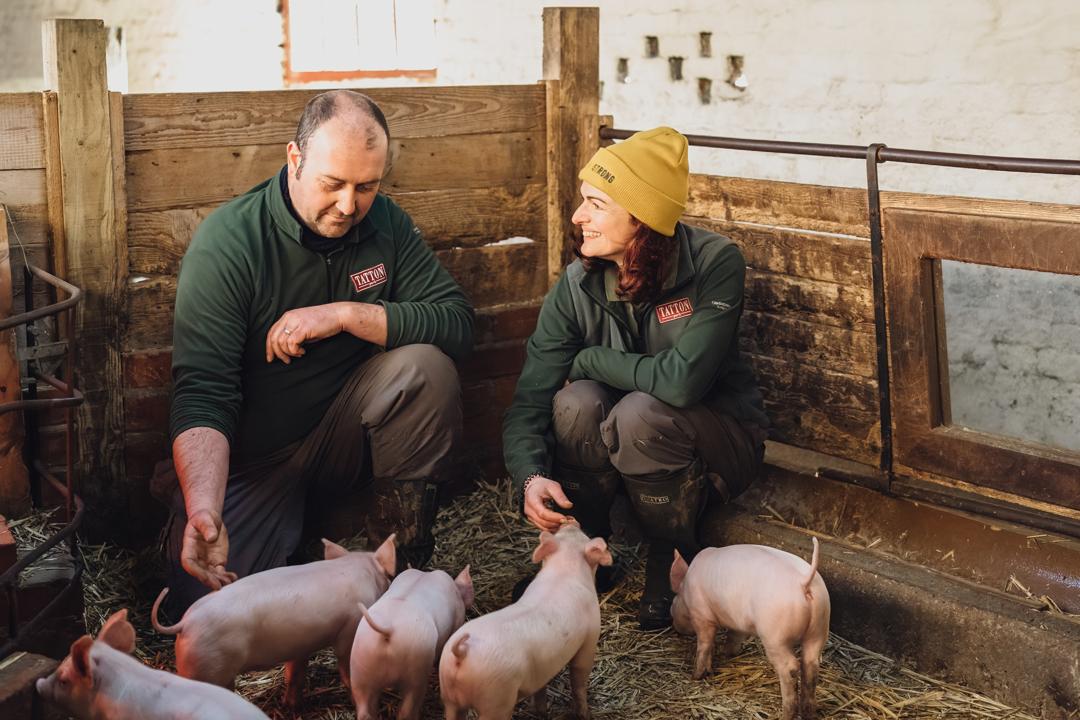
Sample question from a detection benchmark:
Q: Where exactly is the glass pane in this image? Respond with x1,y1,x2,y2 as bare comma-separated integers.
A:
940,260,1080,453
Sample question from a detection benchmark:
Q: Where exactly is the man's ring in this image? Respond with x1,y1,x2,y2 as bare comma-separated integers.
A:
283,328,293,336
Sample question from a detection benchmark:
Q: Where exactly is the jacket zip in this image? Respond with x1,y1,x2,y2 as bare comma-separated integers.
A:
324,246,346,303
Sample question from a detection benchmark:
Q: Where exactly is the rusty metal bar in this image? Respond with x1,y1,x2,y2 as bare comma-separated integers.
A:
0,264,81,332
866,144,892,477
0,474,84,658
0,261,84,658
599,127,1080,174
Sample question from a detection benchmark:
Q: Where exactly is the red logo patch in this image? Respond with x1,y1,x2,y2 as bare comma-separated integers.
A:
656,298,693,323
350,264,387,293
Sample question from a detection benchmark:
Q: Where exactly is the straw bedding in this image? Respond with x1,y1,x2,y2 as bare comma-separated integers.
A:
11,479,1052,719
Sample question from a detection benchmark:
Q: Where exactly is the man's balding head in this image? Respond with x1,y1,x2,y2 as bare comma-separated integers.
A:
285,91,390,238
293,90,390,179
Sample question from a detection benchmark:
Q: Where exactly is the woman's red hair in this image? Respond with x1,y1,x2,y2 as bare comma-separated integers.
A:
574,221,676,304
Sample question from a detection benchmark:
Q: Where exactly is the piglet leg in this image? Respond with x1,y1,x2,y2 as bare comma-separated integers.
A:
799,634,826,719
691,617,718,680
568,642,596,719
353,689,379,720
398,679,427,720
283,657,308,709
763,642,800,720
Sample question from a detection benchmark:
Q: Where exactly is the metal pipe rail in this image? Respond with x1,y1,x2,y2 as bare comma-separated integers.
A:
599,128,1080,174
0,262,84,659
598,126,1080,484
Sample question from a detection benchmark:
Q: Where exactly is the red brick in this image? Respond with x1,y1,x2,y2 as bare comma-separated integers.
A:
462,374,518,419
123,431,169,480
0,652,60,720
123,391,169,434
459,342,526,382
0,515,15,575
122,350,172,390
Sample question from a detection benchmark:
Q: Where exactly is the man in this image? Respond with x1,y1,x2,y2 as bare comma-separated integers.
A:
161,90,473,613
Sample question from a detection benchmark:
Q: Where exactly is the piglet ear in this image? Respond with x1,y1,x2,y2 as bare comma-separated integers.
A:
97,610,136,654
69,635,94,679
585,537,613,568
321,538,350,560
531,531,558,564
374,533,397,577
670,549,689,594
455,565,475,609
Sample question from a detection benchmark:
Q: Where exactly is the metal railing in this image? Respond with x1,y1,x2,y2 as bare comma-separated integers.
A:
0,263,84,659
600,126,1080,482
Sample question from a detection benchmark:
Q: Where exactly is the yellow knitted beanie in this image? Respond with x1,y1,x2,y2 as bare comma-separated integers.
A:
578,126,689,236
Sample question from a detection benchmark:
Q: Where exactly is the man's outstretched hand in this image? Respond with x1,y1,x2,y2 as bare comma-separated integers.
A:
180,509,238,590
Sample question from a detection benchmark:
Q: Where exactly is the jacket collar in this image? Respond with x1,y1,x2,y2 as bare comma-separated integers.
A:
266,165,380,248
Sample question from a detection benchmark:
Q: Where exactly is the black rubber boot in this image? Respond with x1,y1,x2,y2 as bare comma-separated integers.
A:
638,539,676,630
621,459,708,561
558,463,620,538
366,478,440,575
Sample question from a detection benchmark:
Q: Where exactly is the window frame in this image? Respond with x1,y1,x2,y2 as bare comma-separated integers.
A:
882,198,1080,511
281,0,437,85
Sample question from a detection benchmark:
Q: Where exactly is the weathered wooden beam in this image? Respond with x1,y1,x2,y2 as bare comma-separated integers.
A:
0,94,46,171
0,208,31,516
125,131,546,213
125,184,547,276
687,174,870,237
123,84,547,151
543,6,599,286
750,352,881,465
42,19,128,536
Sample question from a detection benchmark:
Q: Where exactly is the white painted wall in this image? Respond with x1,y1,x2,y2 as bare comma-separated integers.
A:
2,1,1077,202
0,0,283,93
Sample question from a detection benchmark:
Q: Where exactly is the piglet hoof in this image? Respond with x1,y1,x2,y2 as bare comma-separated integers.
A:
692,664,710,681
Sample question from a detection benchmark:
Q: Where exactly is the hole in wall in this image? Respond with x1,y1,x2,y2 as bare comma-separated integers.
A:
617,58,630,84
645,36,659,58
725,55,747,90
699,32,712,58
668,56,684,81
698,77,712,104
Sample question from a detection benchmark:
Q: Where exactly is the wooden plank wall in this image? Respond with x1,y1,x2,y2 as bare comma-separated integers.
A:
0,94,65,484
0,94,51,321
684,174,881,466
120,84,550,492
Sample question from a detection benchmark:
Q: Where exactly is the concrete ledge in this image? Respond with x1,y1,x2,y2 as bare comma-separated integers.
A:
702,503,1080,718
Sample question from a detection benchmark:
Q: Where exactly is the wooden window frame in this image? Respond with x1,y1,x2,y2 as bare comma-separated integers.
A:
882,198,1080,510
281,0,437,85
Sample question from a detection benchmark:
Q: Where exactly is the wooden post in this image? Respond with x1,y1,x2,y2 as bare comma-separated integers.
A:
42,19,127,535
0,208,31,516
543,7,599,286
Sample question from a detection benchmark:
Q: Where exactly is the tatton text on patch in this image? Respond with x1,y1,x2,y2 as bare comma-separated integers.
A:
656,297,693,323
350,263,388,293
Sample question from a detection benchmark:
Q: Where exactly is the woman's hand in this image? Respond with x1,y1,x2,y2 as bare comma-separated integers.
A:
523,476,574,532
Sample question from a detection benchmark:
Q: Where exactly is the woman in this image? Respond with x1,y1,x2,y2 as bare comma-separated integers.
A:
502,127,769,629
